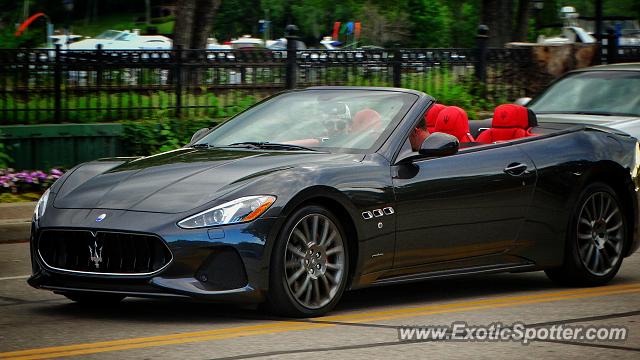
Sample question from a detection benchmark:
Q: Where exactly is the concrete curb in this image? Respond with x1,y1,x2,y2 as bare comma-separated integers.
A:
0,202,35,244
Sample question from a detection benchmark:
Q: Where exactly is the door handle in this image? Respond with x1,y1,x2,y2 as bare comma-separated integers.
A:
503,163,527,176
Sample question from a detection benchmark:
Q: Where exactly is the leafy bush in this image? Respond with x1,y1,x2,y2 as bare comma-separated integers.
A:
150,15,176,24
119,118,220,155
404,71,498,119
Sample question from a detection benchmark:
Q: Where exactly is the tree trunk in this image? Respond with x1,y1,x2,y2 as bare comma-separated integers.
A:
191,0,222,49
513,0,530,42
174,0,221,49
481,0,513,47
145,0,151,25
173,0,197,49
173,0,222,87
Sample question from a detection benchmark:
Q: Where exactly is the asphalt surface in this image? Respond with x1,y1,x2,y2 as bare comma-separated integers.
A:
1,241,639,360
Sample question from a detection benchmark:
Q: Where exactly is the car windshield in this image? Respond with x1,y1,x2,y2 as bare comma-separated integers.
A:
196,90,417,152
95,30,124,40
529,71,640,116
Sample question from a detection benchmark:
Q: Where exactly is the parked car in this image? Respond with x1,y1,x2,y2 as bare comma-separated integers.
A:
472,63,640,140
68,30,172,50
526,63,640,139
29,87,639,317
578,16,640,46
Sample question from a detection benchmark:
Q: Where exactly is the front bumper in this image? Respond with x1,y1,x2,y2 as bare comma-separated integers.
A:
28,208,282,303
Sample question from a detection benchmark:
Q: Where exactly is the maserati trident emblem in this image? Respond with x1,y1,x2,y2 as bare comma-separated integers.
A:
95,213,107,222
88,240,103,268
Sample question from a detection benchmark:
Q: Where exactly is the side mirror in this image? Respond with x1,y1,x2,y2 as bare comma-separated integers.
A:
514,97,532,106
419,133,459,157
190,128,210,143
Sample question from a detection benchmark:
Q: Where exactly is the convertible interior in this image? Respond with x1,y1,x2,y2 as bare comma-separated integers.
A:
406,102,587,153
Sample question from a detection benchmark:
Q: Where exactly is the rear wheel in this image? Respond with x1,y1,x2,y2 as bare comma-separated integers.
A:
266,205,349,317
545,182,626,286
64,292,125,305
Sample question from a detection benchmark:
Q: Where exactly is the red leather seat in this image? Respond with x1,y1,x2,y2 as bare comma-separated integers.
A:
351,109,382,133
425,103,446,133
477,104,529,143
433,106,474,142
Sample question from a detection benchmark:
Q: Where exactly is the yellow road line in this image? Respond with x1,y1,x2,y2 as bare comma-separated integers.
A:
2,323,335,360
1,283,639,359
336,287,640,324
321,282,640,322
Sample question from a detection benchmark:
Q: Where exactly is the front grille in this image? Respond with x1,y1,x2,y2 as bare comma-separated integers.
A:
38,230,172,275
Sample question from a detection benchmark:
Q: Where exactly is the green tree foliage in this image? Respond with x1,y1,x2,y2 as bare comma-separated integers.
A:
407,0,452,47
0,0,638,49
212,0,263,41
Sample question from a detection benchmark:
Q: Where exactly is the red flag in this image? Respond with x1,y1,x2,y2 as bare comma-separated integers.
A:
332,22,341,40
15,12,47,37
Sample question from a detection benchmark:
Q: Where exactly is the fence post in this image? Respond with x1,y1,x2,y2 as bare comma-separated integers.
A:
392,45,402,88
95,44,103,87
475,25,489,84
606,27,617,64
53,44,62,123
285,24,299,90
175,45,183,118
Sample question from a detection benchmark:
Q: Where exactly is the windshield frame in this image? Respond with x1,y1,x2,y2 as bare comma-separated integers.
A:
193,88,420,154
528,69,640,118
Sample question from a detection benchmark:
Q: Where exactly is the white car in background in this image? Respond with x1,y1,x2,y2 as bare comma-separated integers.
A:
68,30,172,50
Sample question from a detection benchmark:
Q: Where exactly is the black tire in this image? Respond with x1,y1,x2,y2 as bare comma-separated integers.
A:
265,205,350,317
545,182,627,286
64,292,126,305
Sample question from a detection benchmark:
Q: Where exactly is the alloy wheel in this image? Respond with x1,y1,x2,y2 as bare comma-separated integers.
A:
576,191,624,276
284,213,346,309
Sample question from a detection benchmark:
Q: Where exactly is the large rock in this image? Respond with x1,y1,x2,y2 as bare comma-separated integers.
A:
505,42,599,96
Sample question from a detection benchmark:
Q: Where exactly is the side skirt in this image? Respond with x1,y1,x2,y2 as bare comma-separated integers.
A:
365,262,537,287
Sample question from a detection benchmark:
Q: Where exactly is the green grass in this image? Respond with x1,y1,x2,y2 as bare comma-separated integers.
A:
1,91,262,124
71,13,173,37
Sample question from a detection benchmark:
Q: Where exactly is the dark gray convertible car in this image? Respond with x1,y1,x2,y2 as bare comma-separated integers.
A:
29,86,640,317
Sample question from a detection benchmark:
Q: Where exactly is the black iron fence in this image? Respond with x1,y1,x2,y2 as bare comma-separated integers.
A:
0,38,638,125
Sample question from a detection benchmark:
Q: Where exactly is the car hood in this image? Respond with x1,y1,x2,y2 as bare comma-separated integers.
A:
53,148,358,213
537,113,640,139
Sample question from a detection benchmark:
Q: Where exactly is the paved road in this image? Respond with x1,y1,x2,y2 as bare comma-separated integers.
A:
1,241,639,359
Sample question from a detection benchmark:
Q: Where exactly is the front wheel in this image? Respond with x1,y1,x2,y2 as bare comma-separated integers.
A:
266,205,349,317
545,182,627,286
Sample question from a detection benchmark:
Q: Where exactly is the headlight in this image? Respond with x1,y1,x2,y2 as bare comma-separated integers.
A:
34,188,50,221
177,195,276,229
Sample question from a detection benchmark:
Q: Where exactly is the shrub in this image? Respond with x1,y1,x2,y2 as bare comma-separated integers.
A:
119,118,220,155
0,168,64,194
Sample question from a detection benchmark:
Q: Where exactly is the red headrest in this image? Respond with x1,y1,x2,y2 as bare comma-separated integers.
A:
425,104,446,130
352,109,382,132
434,106,472,142
492,104,529,129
